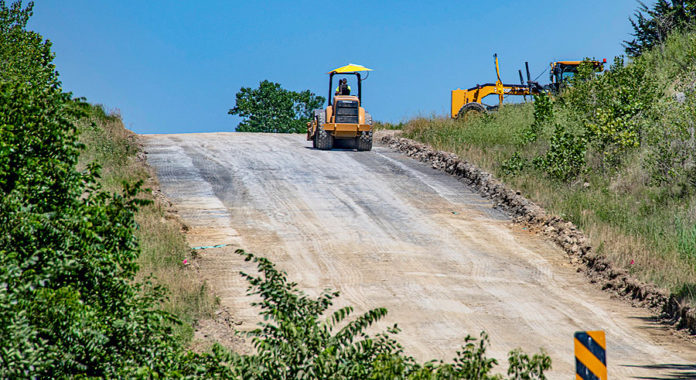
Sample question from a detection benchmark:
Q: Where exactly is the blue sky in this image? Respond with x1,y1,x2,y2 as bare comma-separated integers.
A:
29,1,640,134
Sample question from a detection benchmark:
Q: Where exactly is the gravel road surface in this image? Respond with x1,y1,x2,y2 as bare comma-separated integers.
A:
142,132,696,379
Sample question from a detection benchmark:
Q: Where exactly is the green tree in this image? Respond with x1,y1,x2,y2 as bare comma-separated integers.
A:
561,56,657,170
229,80,325,133
624,0,696,56
0,1,58,87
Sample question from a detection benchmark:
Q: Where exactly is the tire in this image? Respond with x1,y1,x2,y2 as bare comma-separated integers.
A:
315,130,333,151
314,127,333,150
309,109,323,146
456,102,487,120
313,111,333,150
356,131,372,151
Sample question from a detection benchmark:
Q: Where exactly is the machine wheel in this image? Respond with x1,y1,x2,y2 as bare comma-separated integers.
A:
309,110,322,146
314,126,333,150
356,131,373,151
456,102,487,120
313,111,332,150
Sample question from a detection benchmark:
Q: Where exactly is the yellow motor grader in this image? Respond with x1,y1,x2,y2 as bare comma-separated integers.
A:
307,64,373,151
450,55,606,119
450,54,543,119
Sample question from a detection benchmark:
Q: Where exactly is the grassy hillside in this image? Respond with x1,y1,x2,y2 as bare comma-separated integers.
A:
401,30,696,302
76,103,216,341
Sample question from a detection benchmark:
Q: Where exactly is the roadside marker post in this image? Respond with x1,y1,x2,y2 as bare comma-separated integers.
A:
574,330,607,380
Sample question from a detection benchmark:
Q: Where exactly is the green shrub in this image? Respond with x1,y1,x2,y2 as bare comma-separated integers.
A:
0,2,189,376
645,95,696,190
533,124,587,181
641,31,696,192
501,152,528,176
523,93,554,143
559,56,658,170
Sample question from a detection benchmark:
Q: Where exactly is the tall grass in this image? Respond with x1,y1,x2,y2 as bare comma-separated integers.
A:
405,104,536,169
77,104,217,341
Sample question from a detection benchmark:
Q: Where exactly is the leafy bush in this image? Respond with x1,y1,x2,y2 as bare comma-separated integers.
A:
533,124,587,181
645,91,696,189
559,56,658,170
229,80,325,133
641,30,696,192
0,2,192,376
501,152,527,176
0,1,58,87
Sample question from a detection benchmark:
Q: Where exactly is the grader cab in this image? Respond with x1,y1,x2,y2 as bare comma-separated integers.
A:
307,64,374,151
548,59,606,93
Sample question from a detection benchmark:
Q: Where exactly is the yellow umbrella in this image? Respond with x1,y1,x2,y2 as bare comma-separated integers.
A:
328,63,373,74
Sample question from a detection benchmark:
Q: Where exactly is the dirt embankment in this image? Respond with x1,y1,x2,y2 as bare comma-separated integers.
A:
379,132,696,335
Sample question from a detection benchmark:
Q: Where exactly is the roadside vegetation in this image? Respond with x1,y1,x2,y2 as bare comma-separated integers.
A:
1,1,551,377
75,102,217,342
403,2,696,302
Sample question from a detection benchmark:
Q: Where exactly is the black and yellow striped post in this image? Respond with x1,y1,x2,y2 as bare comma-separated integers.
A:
574,330,607,380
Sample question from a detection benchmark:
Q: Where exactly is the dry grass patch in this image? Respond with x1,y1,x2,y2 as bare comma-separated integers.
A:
76,104,216,342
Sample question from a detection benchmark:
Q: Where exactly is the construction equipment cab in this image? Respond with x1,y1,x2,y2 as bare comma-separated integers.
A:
548,59,606,93
307,64,374,151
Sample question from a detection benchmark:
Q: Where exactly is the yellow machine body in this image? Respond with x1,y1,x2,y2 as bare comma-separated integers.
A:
450,54,540,119
307,95,371,138
450,85,535,118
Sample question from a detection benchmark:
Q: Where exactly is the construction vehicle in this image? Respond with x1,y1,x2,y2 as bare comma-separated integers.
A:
307,64,374,151
548,59,606,93
450,54,543,119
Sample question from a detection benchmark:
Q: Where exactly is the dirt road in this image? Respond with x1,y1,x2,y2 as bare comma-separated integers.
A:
142,132,696,378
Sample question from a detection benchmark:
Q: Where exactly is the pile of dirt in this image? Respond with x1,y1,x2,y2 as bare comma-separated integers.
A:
378,132,696,334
